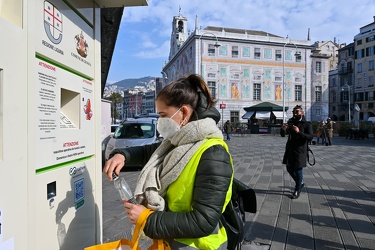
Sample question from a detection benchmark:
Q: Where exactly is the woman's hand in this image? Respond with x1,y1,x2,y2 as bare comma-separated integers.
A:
103,154,125,180
124,203,147,224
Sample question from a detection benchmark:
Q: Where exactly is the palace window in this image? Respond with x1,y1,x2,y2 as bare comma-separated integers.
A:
253,83,261,100
295,85,302,101
315,86,322,102
232,46,239,58
254,48,261,59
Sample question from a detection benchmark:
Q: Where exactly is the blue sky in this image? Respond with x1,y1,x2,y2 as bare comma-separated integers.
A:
106,0,375,84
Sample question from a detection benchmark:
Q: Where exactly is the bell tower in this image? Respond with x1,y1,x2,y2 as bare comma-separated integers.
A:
169,8,188,60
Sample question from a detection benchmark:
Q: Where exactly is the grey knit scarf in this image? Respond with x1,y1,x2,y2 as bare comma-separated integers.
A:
134,118,223,211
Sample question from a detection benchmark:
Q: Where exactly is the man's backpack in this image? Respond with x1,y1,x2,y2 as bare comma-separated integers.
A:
221,178,257,250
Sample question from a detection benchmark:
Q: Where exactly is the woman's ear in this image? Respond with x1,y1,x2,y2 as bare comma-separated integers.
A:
181,105,193,123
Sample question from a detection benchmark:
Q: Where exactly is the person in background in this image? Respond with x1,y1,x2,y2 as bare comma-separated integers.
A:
280,105,313,199
103,74,233,250
316,119,325,144
325,117,334,146
224,120,232,141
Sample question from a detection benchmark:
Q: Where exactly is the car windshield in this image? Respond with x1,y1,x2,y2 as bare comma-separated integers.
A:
114,123,155,139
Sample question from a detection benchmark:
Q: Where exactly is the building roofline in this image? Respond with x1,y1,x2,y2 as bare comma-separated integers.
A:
204,26,282,38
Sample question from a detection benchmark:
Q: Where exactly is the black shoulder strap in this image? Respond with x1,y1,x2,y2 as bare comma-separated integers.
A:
307,146,315,166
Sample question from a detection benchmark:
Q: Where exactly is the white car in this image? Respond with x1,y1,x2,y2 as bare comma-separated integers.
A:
104,115,162,167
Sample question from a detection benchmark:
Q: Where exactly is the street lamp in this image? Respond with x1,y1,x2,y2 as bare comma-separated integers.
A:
198,32,221,76
282,41,300,123
198,32,222,123
161,71,168,85
161,71,168,78
341,84,351,122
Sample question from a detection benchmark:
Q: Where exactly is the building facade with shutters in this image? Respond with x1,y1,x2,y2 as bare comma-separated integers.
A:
162,13,316,127
333,43,355,122
353,17,375,121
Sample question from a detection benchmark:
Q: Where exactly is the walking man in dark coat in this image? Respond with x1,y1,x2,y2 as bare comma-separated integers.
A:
280,105,313,199
224,120,232,141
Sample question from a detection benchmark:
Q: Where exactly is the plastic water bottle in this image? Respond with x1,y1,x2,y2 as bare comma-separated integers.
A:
113,174,148,241
112,173,137,204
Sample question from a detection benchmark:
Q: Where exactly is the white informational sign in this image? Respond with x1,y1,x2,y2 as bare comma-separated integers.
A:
35,0,96,169
36,59,94,169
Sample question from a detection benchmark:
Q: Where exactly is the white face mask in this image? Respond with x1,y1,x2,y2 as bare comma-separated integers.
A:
157,108,182,140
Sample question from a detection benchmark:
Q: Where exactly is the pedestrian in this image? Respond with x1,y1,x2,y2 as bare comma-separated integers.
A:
224,120,232,141
103,74,234,250
325,117,334,145
280,105,313,199
316,119,325,144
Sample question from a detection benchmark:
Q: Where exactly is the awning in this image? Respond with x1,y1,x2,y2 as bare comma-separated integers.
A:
244,102,288,112
255,111,271,119
273,111,287,119
242,111,254,119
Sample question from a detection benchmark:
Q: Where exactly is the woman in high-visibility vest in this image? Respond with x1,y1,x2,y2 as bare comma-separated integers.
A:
104,74,234,250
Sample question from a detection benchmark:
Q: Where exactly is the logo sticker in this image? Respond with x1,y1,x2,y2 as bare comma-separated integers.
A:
69,167,76,176
44,1,63,44
83,99,93,120
74,32,89,58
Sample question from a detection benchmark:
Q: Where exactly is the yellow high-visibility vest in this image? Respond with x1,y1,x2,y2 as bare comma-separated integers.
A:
165,138,233,250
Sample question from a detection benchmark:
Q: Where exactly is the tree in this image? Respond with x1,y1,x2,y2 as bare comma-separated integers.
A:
109,92,123,124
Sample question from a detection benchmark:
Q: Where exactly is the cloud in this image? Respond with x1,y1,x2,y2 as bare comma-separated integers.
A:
109,0,375,79
131,0,375,45
134,40,170,59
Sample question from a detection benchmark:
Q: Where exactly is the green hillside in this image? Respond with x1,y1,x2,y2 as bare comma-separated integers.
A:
107,76,155,90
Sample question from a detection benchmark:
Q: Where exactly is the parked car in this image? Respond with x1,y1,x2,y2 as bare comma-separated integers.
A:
104,116,162,168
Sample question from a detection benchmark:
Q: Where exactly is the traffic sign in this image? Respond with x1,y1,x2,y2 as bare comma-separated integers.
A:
220,103,226,109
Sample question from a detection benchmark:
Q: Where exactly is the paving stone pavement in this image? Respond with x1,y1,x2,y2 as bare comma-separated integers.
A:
102,134,375,250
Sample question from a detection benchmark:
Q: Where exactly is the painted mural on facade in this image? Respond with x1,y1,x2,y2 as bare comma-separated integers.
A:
264,69,272,99
275,85,282,100
243,69,250,98
220,68,227,98
231,82,239,99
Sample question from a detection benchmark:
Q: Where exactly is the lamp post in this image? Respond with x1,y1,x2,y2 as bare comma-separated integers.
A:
198,32,222,122
341,84,351,122
161,71,168,88
282,41,300,123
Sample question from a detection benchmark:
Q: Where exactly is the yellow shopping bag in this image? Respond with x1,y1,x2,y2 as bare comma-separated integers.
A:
84,238,140,250
85,209,170,250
